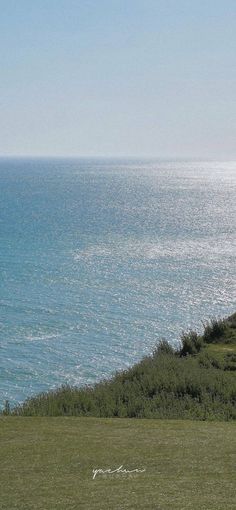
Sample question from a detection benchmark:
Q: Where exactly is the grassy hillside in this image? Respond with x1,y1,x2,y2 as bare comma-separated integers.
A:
8,313,236,420
0,417,235,510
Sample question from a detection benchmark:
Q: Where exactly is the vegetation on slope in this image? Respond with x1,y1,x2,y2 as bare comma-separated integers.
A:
5,313,236,420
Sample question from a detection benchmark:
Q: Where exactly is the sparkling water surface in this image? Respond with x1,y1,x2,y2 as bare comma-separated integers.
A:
0,159,235,407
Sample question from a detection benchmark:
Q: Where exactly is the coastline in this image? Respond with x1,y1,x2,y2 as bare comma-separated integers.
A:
4,313,236,420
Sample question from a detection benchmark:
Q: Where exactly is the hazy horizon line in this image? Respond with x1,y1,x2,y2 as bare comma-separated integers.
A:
1,154,236,162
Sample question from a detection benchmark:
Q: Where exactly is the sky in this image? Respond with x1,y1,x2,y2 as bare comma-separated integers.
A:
0,0,235,158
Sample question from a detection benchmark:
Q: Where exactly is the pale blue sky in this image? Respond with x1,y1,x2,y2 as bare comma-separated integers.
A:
0,0,235,158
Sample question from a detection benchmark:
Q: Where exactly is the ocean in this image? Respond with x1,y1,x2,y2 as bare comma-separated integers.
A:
0,158,235,407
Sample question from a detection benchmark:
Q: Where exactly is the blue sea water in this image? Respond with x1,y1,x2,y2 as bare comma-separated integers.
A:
0,158,235,407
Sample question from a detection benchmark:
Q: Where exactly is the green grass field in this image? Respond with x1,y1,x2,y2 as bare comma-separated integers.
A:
1,417,235,510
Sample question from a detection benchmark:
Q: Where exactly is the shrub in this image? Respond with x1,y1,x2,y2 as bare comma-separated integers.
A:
180,331,203,356
154,340,175,356
203,318,227,343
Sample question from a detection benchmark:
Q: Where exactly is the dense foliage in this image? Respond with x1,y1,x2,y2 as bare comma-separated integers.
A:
6,314,236,420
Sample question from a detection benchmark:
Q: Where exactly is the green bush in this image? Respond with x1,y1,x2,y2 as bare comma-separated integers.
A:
203,318,228,343
154,339,175,356
180,331,203,356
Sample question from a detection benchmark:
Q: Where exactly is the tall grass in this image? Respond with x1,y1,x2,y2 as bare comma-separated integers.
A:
203,318,228,343
9,316,236,420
